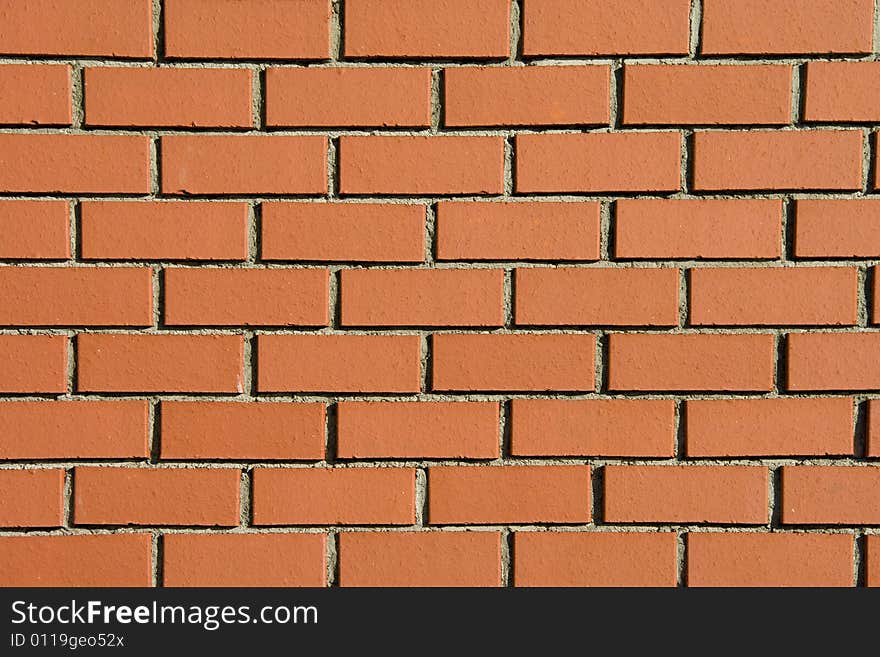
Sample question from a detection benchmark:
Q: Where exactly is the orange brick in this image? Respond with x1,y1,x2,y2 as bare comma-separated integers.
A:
604,466,768,524
74,467,240,526
0,134,150,193
0,200,71,259
267,67,432,127
693,130,864,191
0,401,149,460
344,0,509,58
688,533,854,587
787,333,880,391
80,201,249,261
85,67,253,128
515,532,677,587
257,335,421,393
339,136,504,195
523,0,691,56
445,66,609,126
615,199,782,260
515,267,679,326
702,0,873,55
0,534,151,586
339,532,501,587
163,534,326,587
77,334,244,393
0,0,153,57
436,201,600,261
0,469,63,527
516,132,681,193
164,0,330,59
782,466,880,524
261,203,426,263
160,401,325,461
0,64,71,125
608,333,775,391
162,135,327,195
805,62,880,122
0,335,67,393
337,401,499,459
689,267,858,326
429,466,591,524
432,333,595,392
623,65,791,125
686,398,854,457
253,467,415,526
510,399,675,457
164,267,329,326
0,267,152,326
340,268,504,327
795,199,880,258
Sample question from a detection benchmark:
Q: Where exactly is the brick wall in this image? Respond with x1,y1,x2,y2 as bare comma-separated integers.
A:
1,0,879,587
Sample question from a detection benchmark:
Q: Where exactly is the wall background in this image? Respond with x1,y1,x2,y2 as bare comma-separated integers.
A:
0,0,879,587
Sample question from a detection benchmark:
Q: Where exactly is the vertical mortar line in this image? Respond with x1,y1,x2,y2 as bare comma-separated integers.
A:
680,130,692,193
499,399,512,459
688,0,703,58
239,468,252,527
152,0,164,63
65,331,76,397
151,533,162,588
425,202,437,264
414,468,427,526
772,333,783,395
431,68,442,133
503,134,515,196
862,128,873,195
327,136,339,198
242,331,255,397
148,398,161,463
855,531,867,587
150,135,160,196
780,198,793,262
608,61,623,129
247,202,260,263
71,64,84,129
69,200,79,263
500,527,513,587
508,0,522,63
673,399,686,460
599,201,612,261
854,397,868,459
329,268,341,329
326,531,339,587
330,0,343,61
858,265,869,327
252,66,265,131
594,333,605,394
874,0,880,57
768,464,782,528
325,400,338,464
62,468,74,529
790,62,806,125
504,269,514,328
420,333,431,393
152,266,162,329
677,268,688,328
676,531,687,587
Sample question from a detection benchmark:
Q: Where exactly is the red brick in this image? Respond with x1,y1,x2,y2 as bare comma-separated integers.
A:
429,466,591,524
337,401,499,459
0,469,63,527
0,200,70,259
163,534,326,587
339,532,501,587
787,333,880,391
85,67,253,128
615,199,782,260
436,201,600,262
261,203,426,263
80,201,249,261
77,334,244,394
516,132,681,193
604,466,768,524
686,398,854,458
688,533,854,587
0,401,149,460
515,532,677,587
510,399,675,458
74,467,240,526
805,62,880,122
267,67,432,127
0,534,151,586
0,267,152,326
432,333,595,392
624,65,792,125
523,0,690,56
702,0,874,55
0,134,150,193
870,400,880,458
341,268,504,327
164,0,330,59
161,136,327,195
445,66,610,126
608,333,775,391
0,0,153,57
0,64,71,125
258,335,421,393
693,130,863,191
160,401,325,461
339,136,504,195
782,466,880,524
0,335,67,393
515,267,679,326
344,0,509,58
690,267,858,326
869,536,880,586
253,467,415,525
164,267,328,327
795,199,880,258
